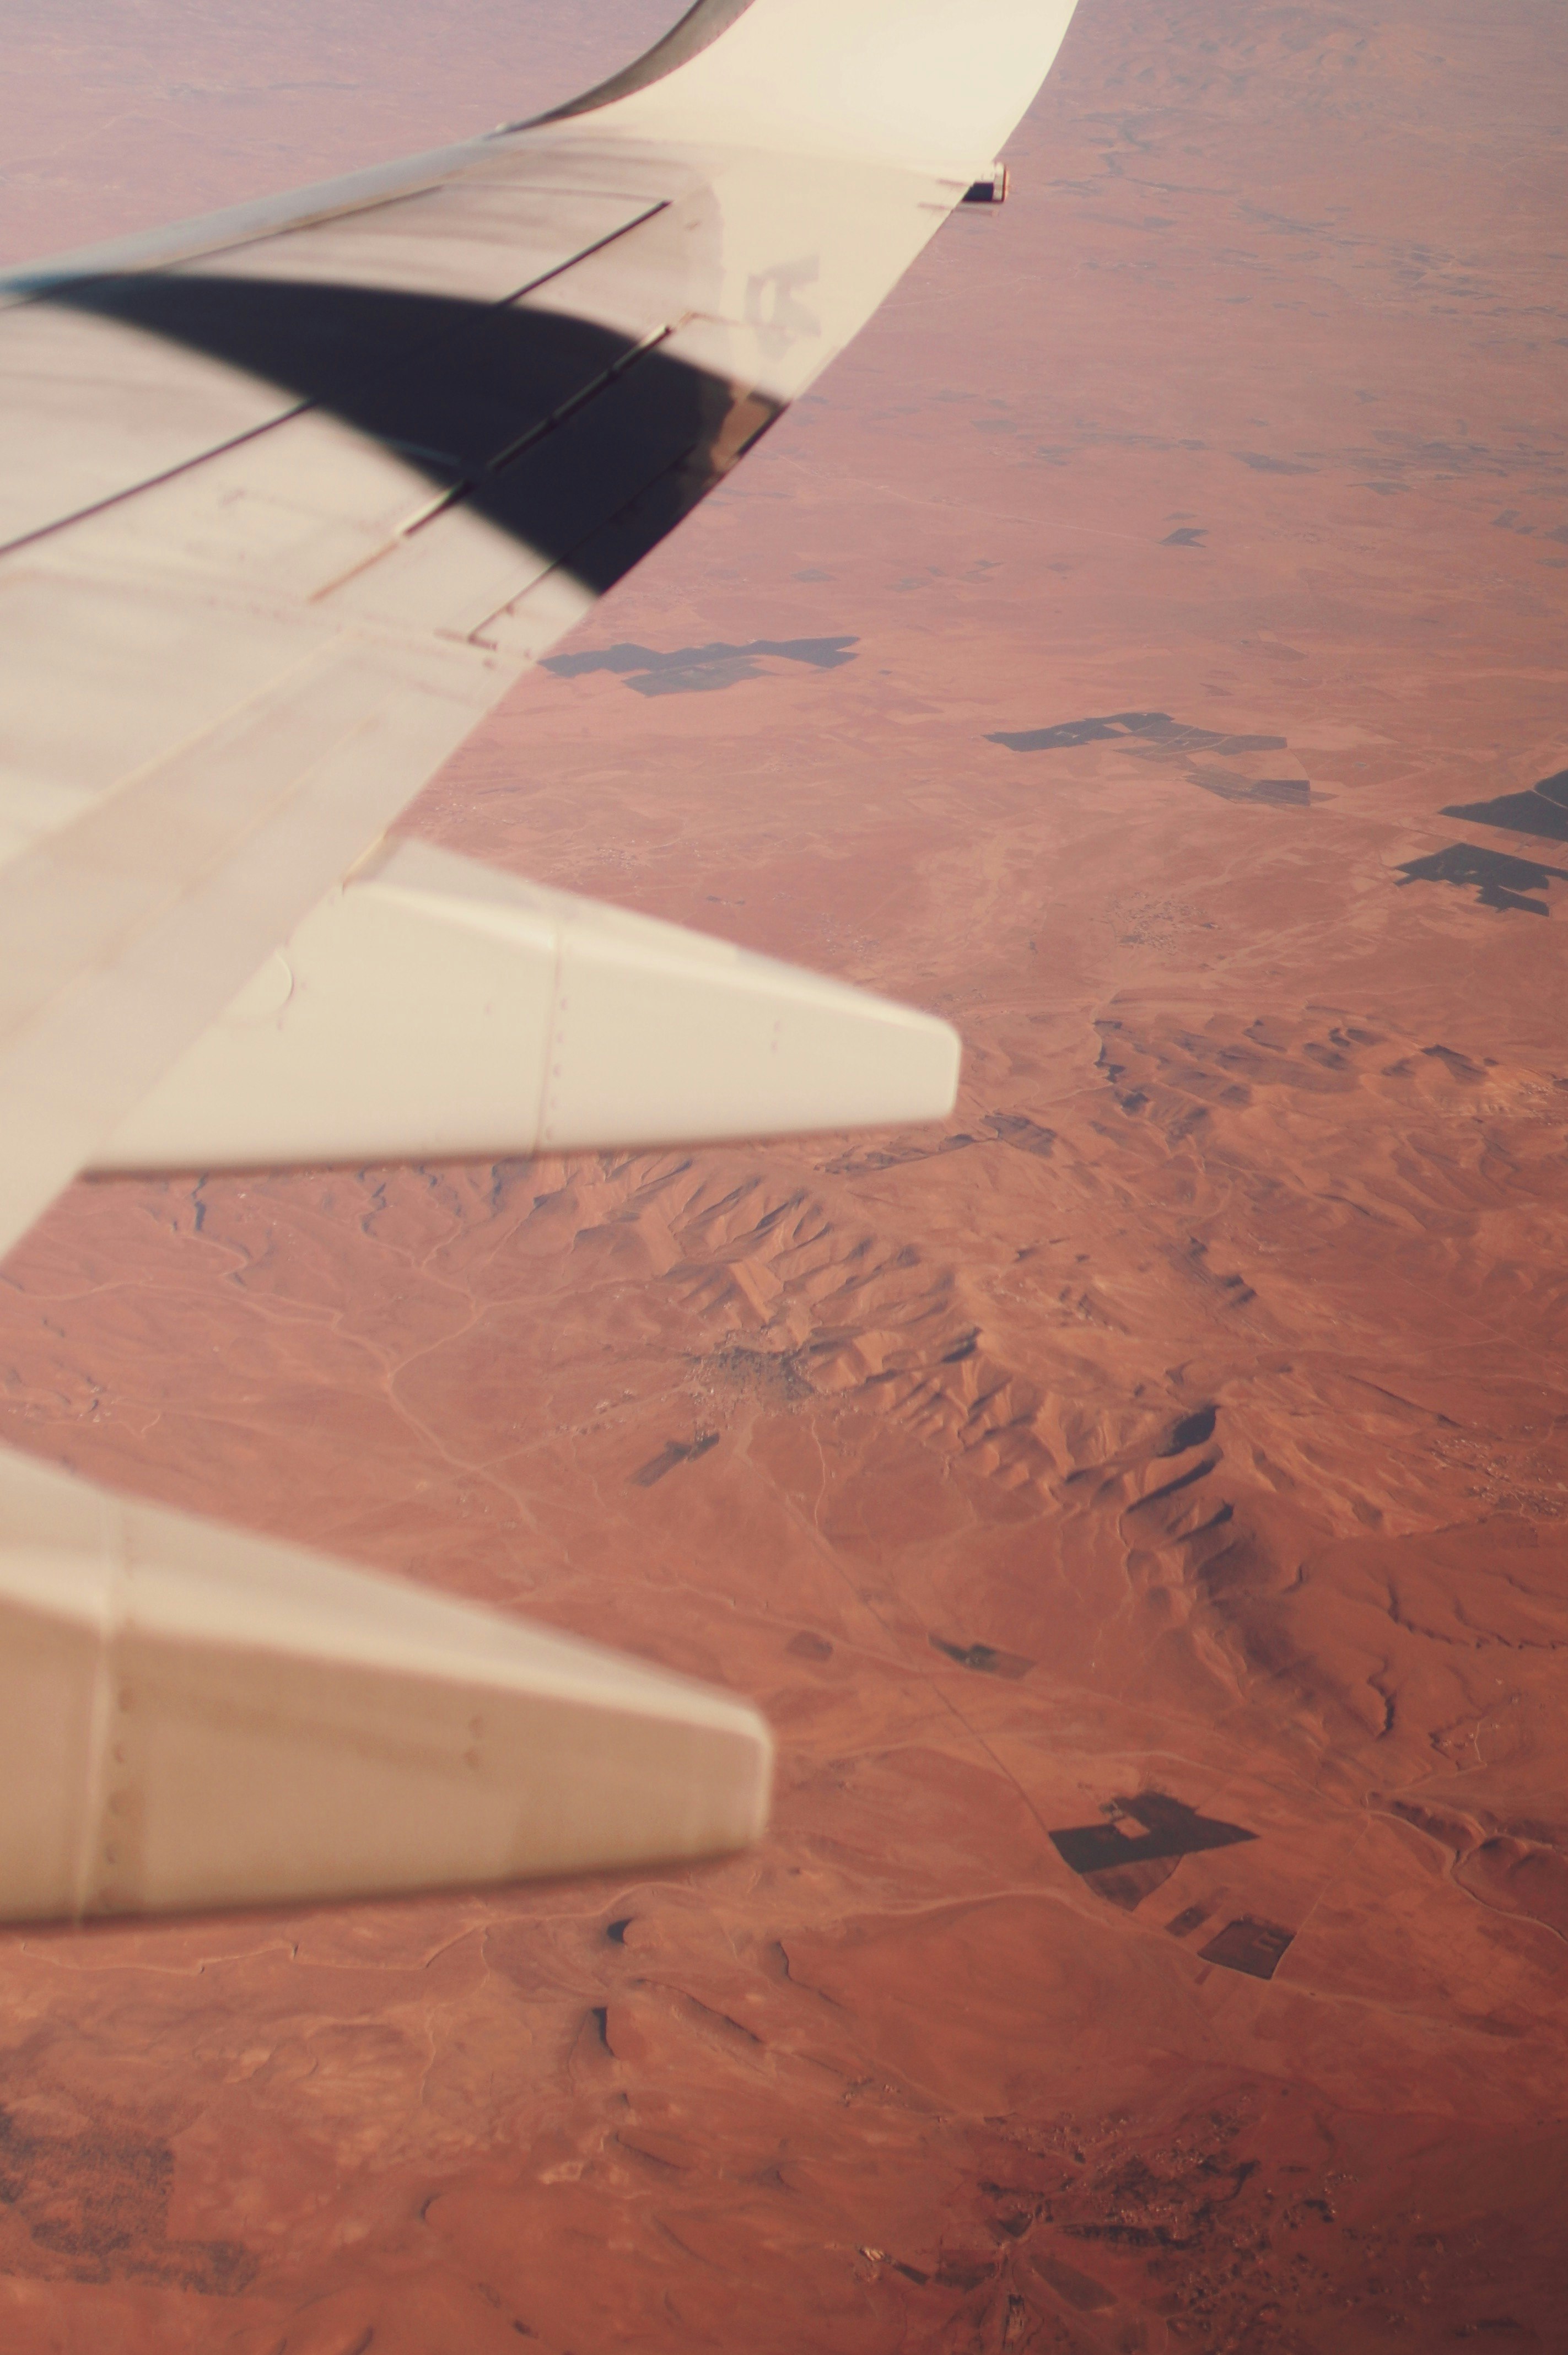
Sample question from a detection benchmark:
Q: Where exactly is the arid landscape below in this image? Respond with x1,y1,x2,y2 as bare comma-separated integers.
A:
2,1,1567,2347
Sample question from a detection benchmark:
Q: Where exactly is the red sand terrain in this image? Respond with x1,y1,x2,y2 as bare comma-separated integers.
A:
2,2,1568,2348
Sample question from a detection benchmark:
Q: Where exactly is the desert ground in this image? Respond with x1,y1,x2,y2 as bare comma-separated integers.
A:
1,1,1566,2348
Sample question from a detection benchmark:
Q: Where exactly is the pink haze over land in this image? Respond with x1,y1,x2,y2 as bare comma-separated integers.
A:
1,2,1568,2348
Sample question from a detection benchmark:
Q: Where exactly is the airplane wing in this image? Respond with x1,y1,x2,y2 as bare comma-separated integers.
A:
0,0,1078,1919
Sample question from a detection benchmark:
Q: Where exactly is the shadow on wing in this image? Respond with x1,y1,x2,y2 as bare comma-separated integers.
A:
42,271,780,594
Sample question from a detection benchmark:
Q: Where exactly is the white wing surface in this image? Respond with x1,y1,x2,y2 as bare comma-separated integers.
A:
0,0,1077,1919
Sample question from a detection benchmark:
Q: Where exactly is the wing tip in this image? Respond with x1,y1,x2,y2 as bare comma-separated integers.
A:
499,0,761,136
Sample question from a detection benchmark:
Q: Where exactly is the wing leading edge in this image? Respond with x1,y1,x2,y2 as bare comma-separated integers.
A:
0,0,1078,1917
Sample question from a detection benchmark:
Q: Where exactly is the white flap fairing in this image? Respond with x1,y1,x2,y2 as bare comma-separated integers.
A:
96,839,960,1171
